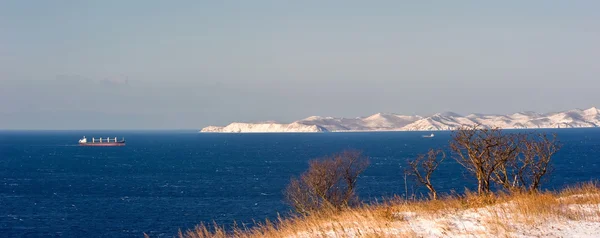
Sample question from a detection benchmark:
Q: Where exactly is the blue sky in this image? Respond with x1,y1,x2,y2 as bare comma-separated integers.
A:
1,1,599,129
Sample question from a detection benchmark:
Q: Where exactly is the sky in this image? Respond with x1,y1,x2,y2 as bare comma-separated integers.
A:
1,1,599,129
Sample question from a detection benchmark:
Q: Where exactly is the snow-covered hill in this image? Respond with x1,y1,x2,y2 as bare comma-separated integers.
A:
200,107,600,133
200,122,327,133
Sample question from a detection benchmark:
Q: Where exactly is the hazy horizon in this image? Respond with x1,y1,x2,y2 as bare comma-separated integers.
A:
2,1,599,129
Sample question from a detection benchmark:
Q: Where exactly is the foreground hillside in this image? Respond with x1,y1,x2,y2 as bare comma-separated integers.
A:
201,107,600,133
181,183,600,238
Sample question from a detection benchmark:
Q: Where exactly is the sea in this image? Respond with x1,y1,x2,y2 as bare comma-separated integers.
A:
1,129,599,237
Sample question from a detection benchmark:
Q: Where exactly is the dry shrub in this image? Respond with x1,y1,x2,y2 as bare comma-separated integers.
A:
285,150,370,216
559,181,600,199
182,222,227,238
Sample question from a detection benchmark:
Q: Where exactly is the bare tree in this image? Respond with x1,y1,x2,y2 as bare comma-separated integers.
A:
524,133,559,191
407,149,446,200
285,150,370,215
491,133,560,192
451,126,560,194
450,126,520,194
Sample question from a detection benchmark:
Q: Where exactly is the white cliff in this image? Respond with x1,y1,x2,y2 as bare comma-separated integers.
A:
200,107,600,133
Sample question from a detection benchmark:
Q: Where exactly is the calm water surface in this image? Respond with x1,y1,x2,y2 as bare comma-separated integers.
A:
1,129,599,237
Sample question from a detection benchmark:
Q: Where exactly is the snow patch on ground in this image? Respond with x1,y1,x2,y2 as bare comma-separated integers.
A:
285,196,600,238
397,204,600,237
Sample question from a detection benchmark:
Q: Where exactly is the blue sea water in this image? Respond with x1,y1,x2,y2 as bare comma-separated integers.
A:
1,129,599,237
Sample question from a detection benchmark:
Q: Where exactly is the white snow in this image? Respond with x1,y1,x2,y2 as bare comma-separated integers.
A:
395,203,600,238
200,107,600,133
361,113,423,130
286,196,600,238
200,122,326,133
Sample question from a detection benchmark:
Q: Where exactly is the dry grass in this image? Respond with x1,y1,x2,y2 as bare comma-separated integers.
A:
178,182,600,238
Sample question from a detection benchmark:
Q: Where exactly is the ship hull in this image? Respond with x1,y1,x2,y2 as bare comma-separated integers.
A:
79,142,125,146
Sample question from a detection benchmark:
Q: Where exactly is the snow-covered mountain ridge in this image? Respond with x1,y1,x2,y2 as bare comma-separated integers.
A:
200,107,600,133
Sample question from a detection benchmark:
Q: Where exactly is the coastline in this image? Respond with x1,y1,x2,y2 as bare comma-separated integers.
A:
199,126,600,133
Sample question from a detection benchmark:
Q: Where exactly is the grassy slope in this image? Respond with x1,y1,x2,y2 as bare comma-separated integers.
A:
179,182,600,238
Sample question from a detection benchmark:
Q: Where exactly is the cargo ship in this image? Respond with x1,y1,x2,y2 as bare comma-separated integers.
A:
78,136,125,146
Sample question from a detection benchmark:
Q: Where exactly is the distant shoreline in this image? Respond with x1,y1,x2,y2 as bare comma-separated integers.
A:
201,107,600,133
199,126,600,133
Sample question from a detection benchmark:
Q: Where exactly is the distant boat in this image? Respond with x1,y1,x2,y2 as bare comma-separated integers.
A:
422,133,435,138
78,136,125,146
